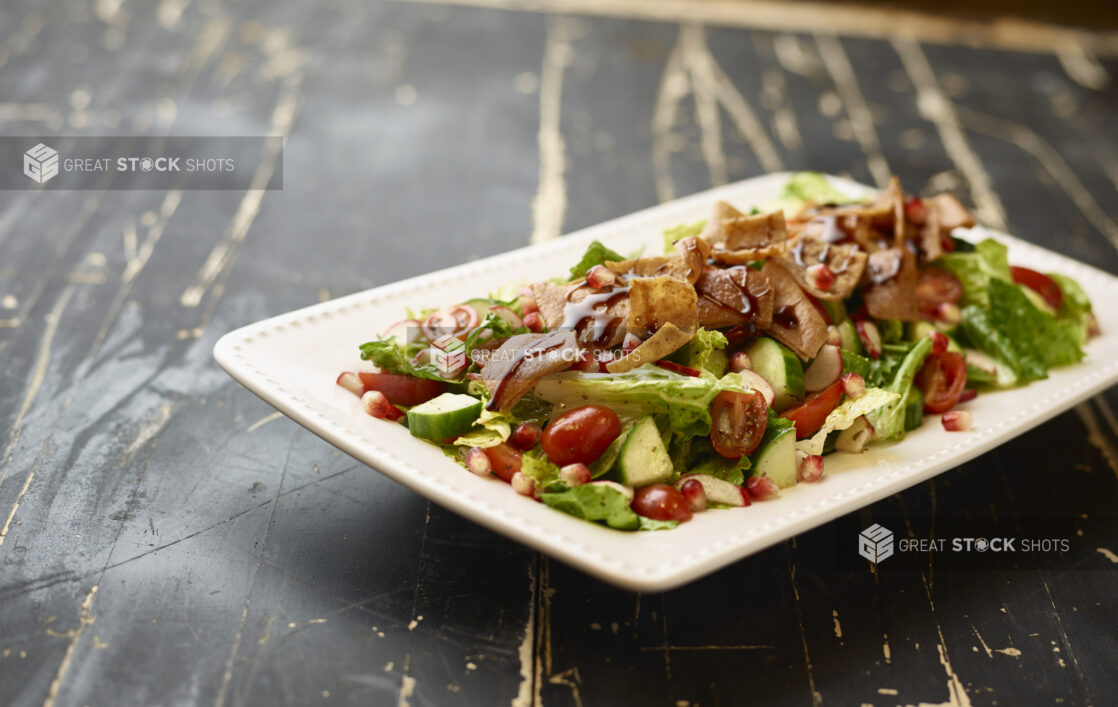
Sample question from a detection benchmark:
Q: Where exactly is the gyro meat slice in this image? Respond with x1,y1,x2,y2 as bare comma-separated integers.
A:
530,281,630,348
481,331,579,412
626,275,698,337
779,238,867,301
759,261,828,360
695,265,773,330
863,248,919,321
606,323,694,373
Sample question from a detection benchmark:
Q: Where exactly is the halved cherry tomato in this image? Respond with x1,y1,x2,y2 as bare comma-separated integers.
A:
357,371,447,406
710,390,768,458
916,351,967,414
915,267,963,320
904,196,926,225
422,304,480,341
781,381,844,439
631,484,692,522
484,443,523,483
1010,266,1063,310
541,405,621,466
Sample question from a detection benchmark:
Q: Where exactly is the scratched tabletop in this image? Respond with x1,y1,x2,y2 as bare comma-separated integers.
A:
2,1,1118,705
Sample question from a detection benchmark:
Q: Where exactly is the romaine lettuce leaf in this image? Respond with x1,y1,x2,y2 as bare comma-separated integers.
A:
533,366,746,439
669,327,729,376
453,409,512,449
867,337,933,442
798,387,900,455
359,337,446,381
1049,272,1094,345
569,240,625,279
540,483,640,530
783,172,860,205
662,220,706,253
936,238,1012,308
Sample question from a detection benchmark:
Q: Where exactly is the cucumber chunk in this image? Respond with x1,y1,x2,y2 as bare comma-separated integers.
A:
406,393,483,441
746,337,804,412
615,416,673,488
751,423,797,488
838,319,862,355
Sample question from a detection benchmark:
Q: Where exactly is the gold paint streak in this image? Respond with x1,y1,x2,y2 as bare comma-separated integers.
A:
831,609,842,640
42,585,99,707
123,404,173,457
815,33,891,187
529,16,574,244
214,601,251,707
385,0,1118,56
397,675,417,707
680,25,728,187
182,75,302,307
245,411,283,433
1096,548,1118,563
762,69,802,151
972,624,992,658
0,471,34,548
637,644,773,651
511,559,536,707
951,106,1118,253
883,632,892,663
547,668,583,707
787,559,822,706
0,286,74,490
1075,402,1118,479
1056,45,1108,90
533,558,552,707
702,47,784,173
651,34,689,203
893,37,1007,230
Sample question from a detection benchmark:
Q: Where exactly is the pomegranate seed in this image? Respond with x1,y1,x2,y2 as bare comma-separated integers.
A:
856,320,882,359
841,371,866,399
928,330,949,355
518,287,539,314
510,422,542,450
745,476,779,500
936,302,962,328
571,349,598,372
362,390,403,420
622,332,642,354
522,311,543,333
511,471,536,497
585,265,616,289
739,487,753,507
797,453,824,483
559,463,592,487
596,351,615,372
825,326,842,347
904,196,926,225
807,263,836,291
464,447,492,476
942,410,972,431
679,478,707,512
336,371,365,396
959,389,978,403
729,351,752,373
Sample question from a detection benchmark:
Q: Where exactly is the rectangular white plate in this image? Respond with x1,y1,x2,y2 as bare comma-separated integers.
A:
214,173,1118,592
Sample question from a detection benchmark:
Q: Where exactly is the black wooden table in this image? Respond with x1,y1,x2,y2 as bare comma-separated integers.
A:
2,1,1117,705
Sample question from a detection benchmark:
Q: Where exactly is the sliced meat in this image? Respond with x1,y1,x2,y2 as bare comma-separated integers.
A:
626,276,698,337
481,331,578,412
863,248,919,321
530,281,630,348
779,238,867,301
759,261,828,360
605,323,693,373
695,266,773,330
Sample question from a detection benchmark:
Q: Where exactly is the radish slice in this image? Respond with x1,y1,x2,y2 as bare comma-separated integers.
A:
488,305,524,329
803,344,843,393
674,473,747,507
736,370,775,407
381,318,423,345
412,347,435,366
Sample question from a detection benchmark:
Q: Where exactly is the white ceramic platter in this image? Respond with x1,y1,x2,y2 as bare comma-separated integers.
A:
214,173,1118,592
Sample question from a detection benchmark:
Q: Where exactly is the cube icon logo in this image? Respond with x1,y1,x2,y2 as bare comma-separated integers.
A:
432,333,467,378
858,524,894,564
24,143,60,184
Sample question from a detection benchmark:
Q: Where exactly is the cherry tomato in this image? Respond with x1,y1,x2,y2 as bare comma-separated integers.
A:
422,304,480,341
631,484,692,522
916,352,967,414
541,405,622,466
710,390,768,458
904,196,926,225
484,443,523,483
915,267,963,320
781,381,844,439
1010,266,1063,310
357,372,447,406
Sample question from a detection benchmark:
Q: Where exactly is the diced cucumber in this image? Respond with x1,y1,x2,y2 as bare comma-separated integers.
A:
464,298,495,320
903,387,924,431
820,299,847,325
746,337,804,412
615,416,673,488
838,319,862,355
590,422,632,478
751,424,797,488
907,320,961,349
406,393,483,441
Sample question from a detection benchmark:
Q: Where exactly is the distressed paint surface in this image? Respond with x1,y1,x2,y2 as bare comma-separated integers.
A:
0,1,1116,706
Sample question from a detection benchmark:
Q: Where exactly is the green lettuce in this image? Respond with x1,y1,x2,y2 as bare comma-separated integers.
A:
359,337,445,381
798,387,900,455
1049,273,1094,345
453,409,513,449
668,327,729,376
936,238,1012,308
867,337,933,442
540,483,640,530
662,220,706,253
569,240,625,279
533,366,746,439
783,172,860,206
521,449,565,493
